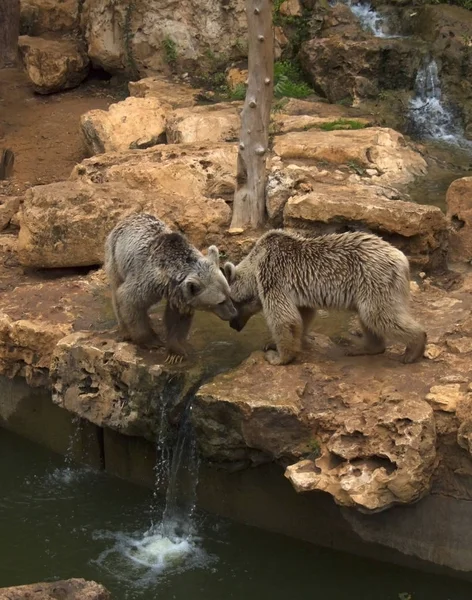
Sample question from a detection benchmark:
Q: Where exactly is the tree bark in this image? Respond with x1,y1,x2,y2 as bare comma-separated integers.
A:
0,0,20,69
230,0,274,230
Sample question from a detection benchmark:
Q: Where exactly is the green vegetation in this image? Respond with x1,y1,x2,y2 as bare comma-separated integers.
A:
274,60,312,99
347,159,366,176
318,119,367,131
163,36,178,67
229,83,247,101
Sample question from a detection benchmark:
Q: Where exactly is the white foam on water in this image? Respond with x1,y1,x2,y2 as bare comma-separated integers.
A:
348,1,389,37
92,524,216,589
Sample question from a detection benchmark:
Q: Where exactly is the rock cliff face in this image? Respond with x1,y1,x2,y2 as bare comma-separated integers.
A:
80,0,247,76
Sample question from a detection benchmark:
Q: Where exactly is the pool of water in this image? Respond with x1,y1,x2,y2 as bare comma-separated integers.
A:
1,429,471,600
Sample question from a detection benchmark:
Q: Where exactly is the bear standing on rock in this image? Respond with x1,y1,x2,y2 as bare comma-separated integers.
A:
104,213,237,364
223,229,426,366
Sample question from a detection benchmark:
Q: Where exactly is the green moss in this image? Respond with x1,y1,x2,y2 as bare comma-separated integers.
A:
318,119,367,131
346,159,366,176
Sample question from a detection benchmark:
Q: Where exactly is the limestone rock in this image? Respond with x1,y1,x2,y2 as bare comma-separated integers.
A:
20,0,79,35
300,36,427,103
446,176,472,262
279,0,302,17
128,77,200,108
51,332,200,440
17,182,145,268
17,179,231,268
0,196,20,231
166,103,241,144
18,36,89,94
71,142,237,205
226,67,248,89
0,578,111,600
0,314,71,387
81,97,169,155
193,353,313,464
286,397,436,512
273,127,427,185
283,182,448,270
81,0,247,75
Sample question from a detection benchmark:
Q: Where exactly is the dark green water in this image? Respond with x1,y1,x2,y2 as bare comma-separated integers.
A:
1,428,472,600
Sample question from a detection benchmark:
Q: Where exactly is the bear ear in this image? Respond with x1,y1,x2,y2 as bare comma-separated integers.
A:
223,262,236,284
207,245,219,266
183,275,202,298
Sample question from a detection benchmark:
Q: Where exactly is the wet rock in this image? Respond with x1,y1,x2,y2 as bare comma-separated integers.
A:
283,181,448,270
300,35,427,103
0,578,111,600
18,36,89,94
20,0,79,36
17,179,230,268
446,176,472,262
51,332,203,440
166,103,241,144
81,97,169,155
128,77,200,108
286,396,436,512
81,0,247,75
272,127,427,186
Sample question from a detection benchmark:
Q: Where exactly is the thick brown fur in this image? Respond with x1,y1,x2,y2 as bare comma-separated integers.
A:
223,229,426,366
104,213,237,364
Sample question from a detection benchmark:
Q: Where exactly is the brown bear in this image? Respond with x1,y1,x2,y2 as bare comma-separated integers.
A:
223,229,426,366
105,213,237,364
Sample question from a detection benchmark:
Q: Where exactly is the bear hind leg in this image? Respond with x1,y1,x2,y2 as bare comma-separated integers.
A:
344,320,386,357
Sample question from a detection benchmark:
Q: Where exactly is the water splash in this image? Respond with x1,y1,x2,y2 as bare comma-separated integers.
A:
48,416,93,485
408,59,472,150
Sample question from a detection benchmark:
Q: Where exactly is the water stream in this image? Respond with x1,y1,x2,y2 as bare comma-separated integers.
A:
408,59,472,150
346,0,392,37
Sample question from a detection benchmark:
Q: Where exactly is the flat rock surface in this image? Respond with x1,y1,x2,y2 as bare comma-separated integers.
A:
0,578,111,600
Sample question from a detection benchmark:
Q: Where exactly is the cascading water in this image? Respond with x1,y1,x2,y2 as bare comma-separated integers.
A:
346,0,391,37
94,398,212,584
408,59,471,149
49,415,92,484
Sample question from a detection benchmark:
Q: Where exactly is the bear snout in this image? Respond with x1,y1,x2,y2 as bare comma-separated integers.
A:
229,318,244,332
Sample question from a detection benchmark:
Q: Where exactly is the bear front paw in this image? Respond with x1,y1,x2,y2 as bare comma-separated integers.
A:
263,341,277,352
264,349,282,366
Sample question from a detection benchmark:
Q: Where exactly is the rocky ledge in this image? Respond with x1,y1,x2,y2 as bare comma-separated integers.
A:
0,579,111,600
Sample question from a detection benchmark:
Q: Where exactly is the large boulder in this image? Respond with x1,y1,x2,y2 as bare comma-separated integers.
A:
18,36,89,94
300,35,427,103
81,97,169,155
128,77,200,107
0,579,110,600
284,182,448,270
166,103,241,144
71,142,237,203
20,0,79,35
446,176,472,262
81,0,247,75
17,179,231,268
272,127,427,186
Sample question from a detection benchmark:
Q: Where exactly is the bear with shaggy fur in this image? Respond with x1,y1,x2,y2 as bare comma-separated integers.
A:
223,229,426,366
105,213,237,364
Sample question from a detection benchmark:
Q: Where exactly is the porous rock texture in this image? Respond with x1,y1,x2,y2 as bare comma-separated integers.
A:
0,578,111,600
18,36,89,94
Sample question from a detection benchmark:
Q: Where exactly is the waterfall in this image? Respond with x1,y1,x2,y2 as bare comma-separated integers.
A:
347,1,390,37
94,397,209,581
408,59,471,149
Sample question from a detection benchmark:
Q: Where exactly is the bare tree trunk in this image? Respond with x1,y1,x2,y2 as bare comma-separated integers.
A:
230,0,274,231
0,0,20,69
